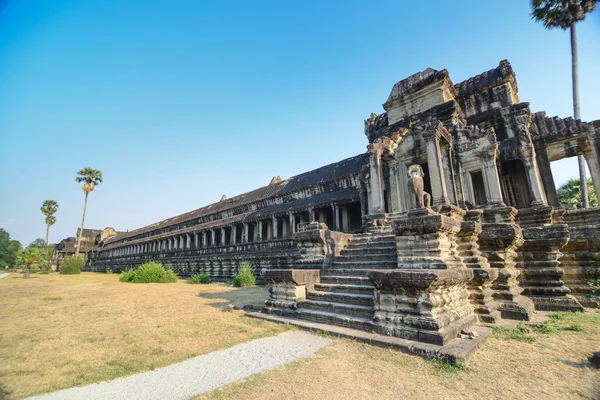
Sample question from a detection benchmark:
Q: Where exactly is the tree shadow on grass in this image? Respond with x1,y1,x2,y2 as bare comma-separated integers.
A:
557,359,592,369
197,285,269,310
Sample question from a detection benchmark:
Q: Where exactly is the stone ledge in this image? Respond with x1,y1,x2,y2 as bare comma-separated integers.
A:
262,269,321,286
246,312,491,364
368,268,474,290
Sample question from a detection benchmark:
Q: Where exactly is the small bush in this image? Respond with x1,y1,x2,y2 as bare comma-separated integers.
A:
106,268,113,274
563,323,584,332
534,320,558,334
119,269,136,282
60,256,84,275
188,273,211,284
119,262,178,283
232,263,256,287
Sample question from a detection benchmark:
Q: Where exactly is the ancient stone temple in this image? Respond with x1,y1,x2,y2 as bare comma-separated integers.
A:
87,60,600,359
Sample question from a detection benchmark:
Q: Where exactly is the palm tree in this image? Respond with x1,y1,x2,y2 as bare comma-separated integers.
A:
531,0,597,208
75,168,103,255
19,248,43,279
40,200,59,247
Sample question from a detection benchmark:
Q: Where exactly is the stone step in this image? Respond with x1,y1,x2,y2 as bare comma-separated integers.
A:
340,247,397,256
324,268,391,277
320,275,371,285
293,309,375,332
313,283,375,296
298,300,374,319
333,254,397,262
330,260,397,269
307,290,374,306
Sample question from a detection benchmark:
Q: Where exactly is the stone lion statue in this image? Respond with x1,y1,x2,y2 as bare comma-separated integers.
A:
407,164,431,209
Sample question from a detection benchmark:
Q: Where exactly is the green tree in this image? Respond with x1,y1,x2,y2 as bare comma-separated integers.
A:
40,200,59,247
557,178,597,208
27,238,47,249
0,229,22,268
531,0,597,208
74,168,103,256
17,247,46,278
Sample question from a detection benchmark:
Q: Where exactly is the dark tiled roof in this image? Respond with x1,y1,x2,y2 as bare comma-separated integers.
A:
105,154,367,243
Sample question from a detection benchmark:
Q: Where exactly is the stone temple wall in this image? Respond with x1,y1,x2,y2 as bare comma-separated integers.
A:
86,60,600,318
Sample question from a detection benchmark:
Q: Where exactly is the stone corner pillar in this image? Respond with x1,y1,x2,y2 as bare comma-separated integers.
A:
262,269,321,316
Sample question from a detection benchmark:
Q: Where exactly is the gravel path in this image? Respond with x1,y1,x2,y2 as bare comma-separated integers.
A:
0,273,9,279
28,331,332,400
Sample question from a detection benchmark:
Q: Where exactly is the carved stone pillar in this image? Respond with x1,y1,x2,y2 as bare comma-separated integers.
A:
425,134,449,206
478,207,535,320
243,223,248,243
232,226,237,244
536,148,560,207
289,213,296,235
480,150,504,205
333,204,340,231
272,216,278,240
367,147,385,214
257,221,263,241
202,231,207,247
220,228,226,246
521,147,546,206
584,146,600,204
210,230,215,247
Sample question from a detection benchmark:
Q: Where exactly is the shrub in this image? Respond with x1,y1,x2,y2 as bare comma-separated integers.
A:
119,262,178,283
106,268,113,274
232,263,256,287
60,256,84,275
188,273,211,284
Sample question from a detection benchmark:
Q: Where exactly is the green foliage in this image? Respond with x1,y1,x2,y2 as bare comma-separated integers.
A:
0,228,22,268
557,178,597,209
430,357,467,374
60,255,85,275
27,238,47,249
531,0,597,30
563,323,584,332
534,320,558,334
119,262,178,283
75,167,103,187
586,266,600,302
106,268,113,274
188,273,212,284
42,297,62,301
232,263,256,287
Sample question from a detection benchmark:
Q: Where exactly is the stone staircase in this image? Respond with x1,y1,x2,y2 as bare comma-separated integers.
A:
294,232,398,332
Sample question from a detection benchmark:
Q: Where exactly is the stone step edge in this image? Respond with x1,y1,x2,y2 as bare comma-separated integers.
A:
307,291,374,300
246,312,491,364
298,300,374,312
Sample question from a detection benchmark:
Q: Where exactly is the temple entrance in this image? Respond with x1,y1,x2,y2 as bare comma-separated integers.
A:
470,170,487,206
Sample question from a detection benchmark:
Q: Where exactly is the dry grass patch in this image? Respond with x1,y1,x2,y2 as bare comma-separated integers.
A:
199,312,600,400
0,273,287,399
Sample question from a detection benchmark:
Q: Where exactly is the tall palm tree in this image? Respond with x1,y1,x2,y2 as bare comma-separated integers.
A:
531,0,597,208
75,168,103,255
40,200,59,247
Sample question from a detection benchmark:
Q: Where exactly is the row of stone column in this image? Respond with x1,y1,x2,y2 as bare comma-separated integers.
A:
103,204,353,259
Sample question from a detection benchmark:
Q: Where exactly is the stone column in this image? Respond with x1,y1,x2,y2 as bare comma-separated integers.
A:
243,223,249,243
221,228,226,245
210,230,216,247
425,134,449,206
367,152,385,214
272,216,278,240
333,203,340,231
341,206,349,232
536,148,560,207
289,213,296,235
257,221,263,241
481,155,504,205
308,208,315,222
232,226,237,244
202,232,207,248
584,148,600,204
194,233,199,249
521,148,546,206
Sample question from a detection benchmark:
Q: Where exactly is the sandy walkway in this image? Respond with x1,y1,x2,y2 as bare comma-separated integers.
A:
28,331,332,400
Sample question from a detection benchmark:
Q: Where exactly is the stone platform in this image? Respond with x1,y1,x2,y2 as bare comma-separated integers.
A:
247,312,491,364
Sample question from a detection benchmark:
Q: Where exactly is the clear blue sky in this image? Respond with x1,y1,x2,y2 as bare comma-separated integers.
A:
1,0,599,247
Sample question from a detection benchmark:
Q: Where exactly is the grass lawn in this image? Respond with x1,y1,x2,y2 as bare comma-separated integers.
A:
2,272,599,400
197,312,600,400
0,272,288,399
